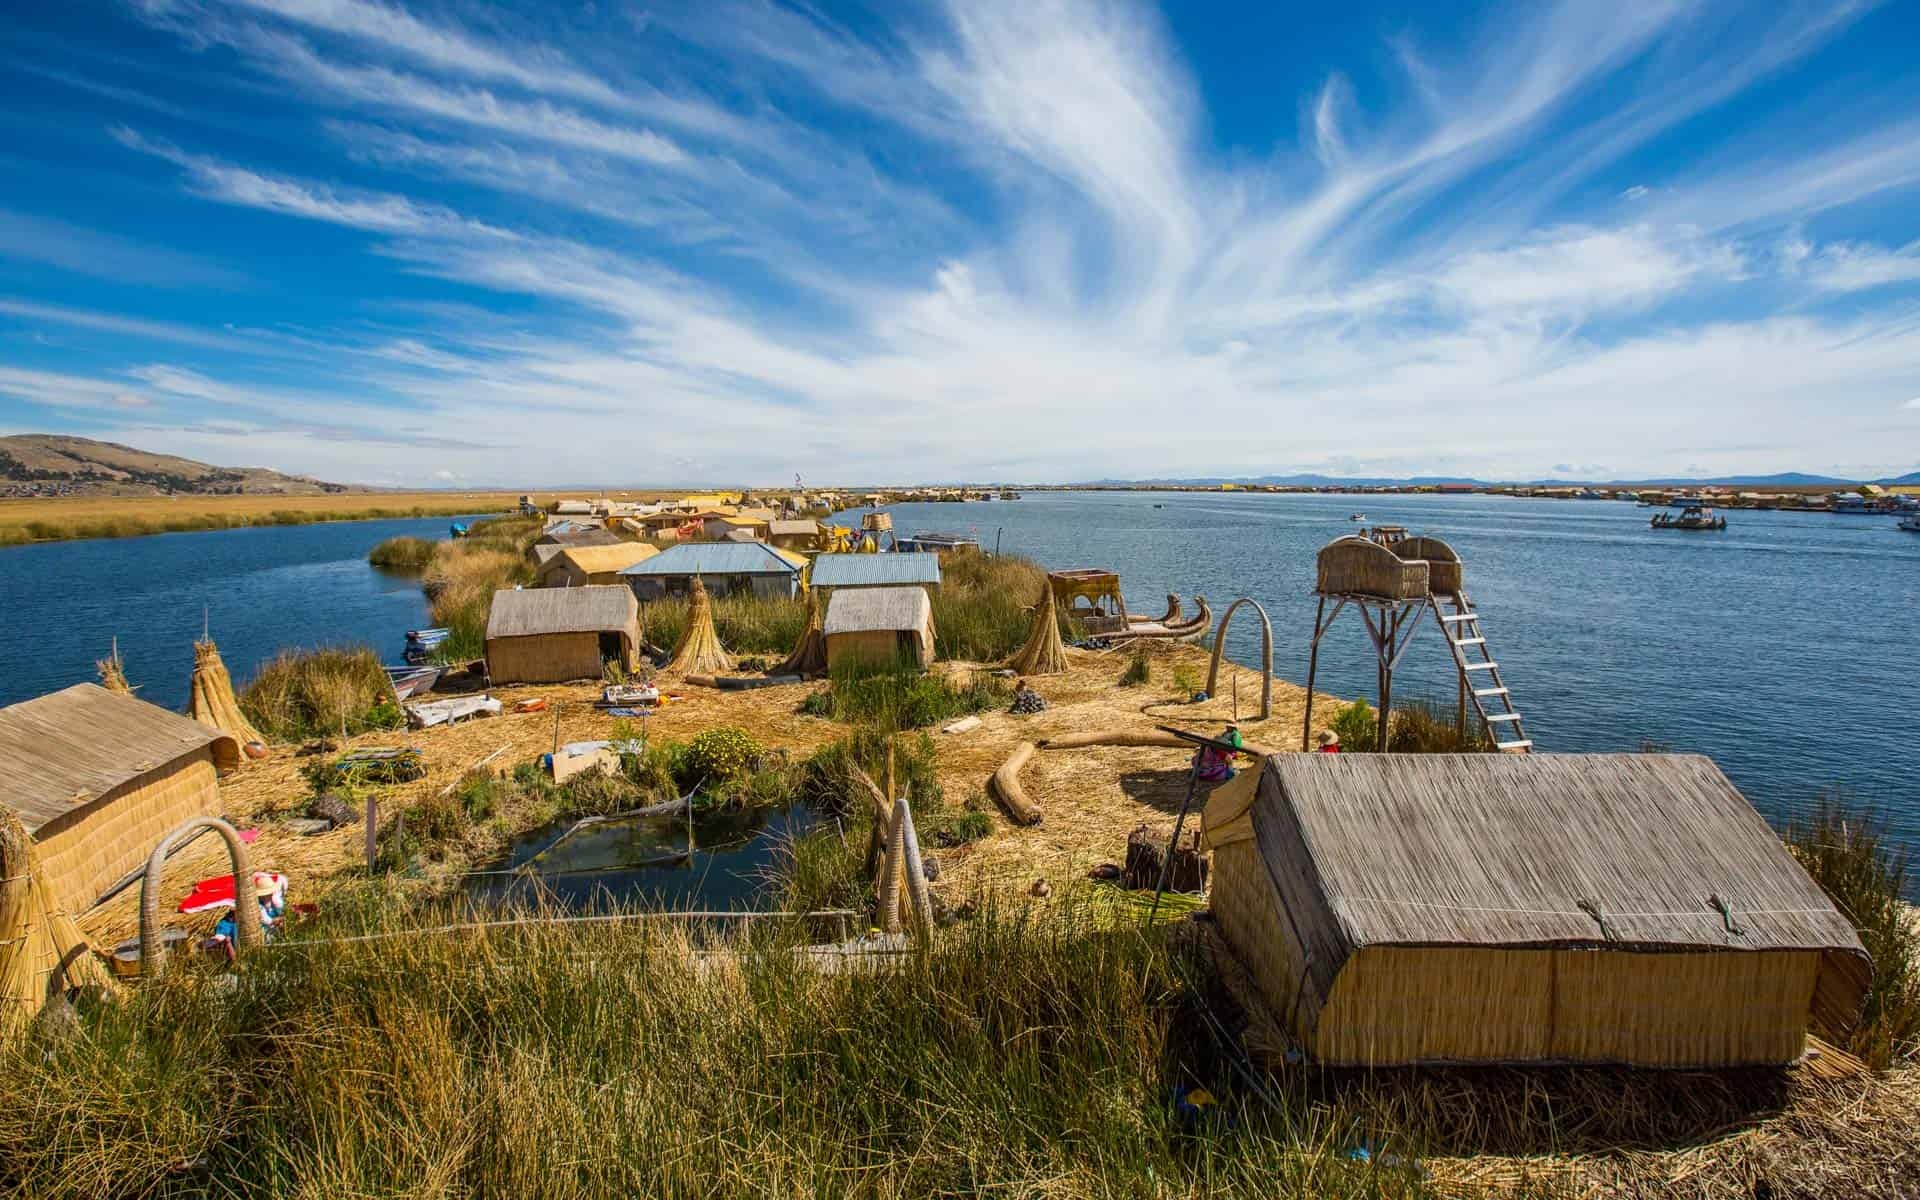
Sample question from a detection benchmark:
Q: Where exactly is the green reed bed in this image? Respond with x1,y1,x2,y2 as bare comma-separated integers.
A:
366,534,437,571
798,660,1009,729
639,591,810,657
238,644,401,742
931,551,1048,662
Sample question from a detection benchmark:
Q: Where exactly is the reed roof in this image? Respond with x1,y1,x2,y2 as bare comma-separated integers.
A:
768,519,820,538
547,542,659,577
486,585,637,639
0,684,238,833
1231,753,1865,987
824,586,932,636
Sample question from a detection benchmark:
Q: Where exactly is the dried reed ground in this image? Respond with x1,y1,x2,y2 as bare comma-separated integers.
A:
67,639,1920,1197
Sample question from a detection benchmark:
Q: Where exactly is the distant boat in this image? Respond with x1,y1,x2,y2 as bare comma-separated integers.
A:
1349,513,1366,521
450,522,469,538
1651,504,1727,531
1899,514,1920,533
1153,503,1164,509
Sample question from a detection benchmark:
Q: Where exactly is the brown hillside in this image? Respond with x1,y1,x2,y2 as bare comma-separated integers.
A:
0,434,350,497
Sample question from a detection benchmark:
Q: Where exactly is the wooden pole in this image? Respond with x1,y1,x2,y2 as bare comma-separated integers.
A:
365,797,378,873
1301,595,1326,751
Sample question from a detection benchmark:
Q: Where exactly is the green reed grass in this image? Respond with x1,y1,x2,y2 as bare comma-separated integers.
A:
238,644,400,742
367,534,438,571
930,552,1048,661
798,660,1009,730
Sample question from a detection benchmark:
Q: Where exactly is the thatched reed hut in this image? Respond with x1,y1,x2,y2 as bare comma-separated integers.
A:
536,542,660,589
768,519,822,551
824,586,935,670
0,684,239,914
1202,753,1869,1068
485,586,641,684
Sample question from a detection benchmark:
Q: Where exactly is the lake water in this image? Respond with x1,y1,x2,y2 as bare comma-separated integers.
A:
849,491,1920,854
0,515,462,711
4,495,1914,868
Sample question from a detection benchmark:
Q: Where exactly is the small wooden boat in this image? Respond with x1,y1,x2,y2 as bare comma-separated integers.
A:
450,522,470,538
1651,504,1727,531
1349,512,1366,521
1899,514,1920,533
384,664,443,700
405,694,502,728
404,626,451,665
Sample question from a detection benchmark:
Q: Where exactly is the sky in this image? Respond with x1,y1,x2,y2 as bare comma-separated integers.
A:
2,0,1919,487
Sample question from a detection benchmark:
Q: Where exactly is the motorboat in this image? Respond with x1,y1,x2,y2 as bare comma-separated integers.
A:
1650,504,1727,531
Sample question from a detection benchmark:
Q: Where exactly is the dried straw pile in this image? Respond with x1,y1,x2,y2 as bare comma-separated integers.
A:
667,577,735,676
1,806,113,1035
189,637,266,748
95,642,130,695
773,588,827,677
1007,583,1068,676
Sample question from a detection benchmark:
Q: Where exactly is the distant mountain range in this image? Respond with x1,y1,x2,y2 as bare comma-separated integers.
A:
0,435,349,497
1084,469,1920,489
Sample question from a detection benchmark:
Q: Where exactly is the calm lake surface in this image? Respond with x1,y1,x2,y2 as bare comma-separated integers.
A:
0,515,463,712
854,491,1920,853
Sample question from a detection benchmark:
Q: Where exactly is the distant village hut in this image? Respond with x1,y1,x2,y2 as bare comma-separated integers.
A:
529,523,621,561
1202,753,1870,1069
620,542,806,601
536,542,660,589
767,519,822,551
824,586,935,670
485,586,640,684
0,683,240,914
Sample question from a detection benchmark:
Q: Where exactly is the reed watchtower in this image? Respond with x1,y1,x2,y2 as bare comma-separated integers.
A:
1302,528,1531,753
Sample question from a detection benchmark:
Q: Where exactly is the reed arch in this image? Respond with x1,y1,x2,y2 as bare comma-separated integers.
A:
139,816,262,977
1204,598,1273,721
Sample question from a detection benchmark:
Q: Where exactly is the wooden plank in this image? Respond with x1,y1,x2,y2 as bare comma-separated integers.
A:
1463,661,1498,671
1473,686,1508,697
1451,635,1486,646
1484,713,1522,723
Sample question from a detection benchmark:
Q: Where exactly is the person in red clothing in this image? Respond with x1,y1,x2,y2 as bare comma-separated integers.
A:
1315,730,1341,753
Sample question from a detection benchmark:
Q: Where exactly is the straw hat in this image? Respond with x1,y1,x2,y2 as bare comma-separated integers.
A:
252,871,278,898
1315,729,1339,748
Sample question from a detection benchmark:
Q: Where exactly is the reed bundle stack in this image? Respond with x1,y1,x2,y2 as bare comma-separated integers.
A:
189,637,266,748
1007,583,1068,676
95,640,131,695
772,588,827,677
667,577,735,676
0,806,113,1034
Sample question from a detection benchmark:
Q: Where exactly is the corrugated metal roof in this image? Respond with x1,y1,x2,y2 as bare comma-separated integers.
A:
810,553,942,587
824,586,931,635
0,684,234,832
486,585,637,638
619,541,805,576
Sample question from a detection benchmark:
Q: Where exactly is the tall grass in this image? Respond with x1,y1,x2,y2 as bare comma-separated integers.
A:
1326,698,1492,753
798,660,1009,730
0,497,509,547
239,644,400,742
0,895,1429,1200
639,592,810,656
1786,796,1920,1068
931,552,1048,662
367,535,437,571
415,515,541,661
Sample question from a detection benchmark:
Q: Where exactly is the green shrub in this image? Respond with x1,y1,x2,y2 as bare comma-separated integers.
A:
800,729,942,814
1387,698,1492,753
680,727,763,785
1118,645,1151,687
925,808,992,848
1329,698,1377,751
1786,796,1920,1068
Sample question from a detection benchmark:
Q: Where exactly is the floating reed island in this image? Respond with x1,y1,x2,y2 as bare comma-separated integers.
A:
0,507,1914,1198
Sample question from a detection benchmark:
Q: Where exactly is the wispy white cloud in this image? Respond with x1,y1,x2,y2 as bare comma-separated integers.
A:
1802,240,1920,292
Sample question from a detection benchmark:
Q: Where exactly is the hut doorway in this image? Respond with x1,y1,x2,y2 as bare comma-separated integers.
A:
598,632,624,664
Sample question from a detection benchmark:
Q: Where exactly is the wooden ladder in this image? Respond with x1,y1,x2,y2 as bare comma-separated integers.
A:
1434,591,1531,753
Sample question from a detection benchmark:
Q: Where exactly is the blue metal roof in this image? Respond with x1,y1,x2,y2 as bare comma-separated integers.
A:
809,553,942,588
619,541,804,576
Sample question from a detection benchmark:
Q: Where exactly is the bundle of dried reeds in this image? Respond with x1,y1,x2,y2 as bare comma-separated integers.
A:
667,577,735,675
1,807,113,1036
772,588,827,677
95,639,131,694
1007,583,1068,676
189,637,267,749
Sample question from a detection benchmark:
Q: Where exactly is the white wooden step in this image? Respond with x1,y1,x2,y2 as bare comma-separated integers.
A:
1463,661,1498,671
1440,613,1478,624
1451,636,1486,647
1484,713,1522,723
1473,686,1508,698
1495,740,1533,752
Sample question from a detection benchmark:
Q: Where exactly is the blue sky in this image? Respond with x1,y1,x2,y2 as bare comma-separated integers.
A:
2,0,1919,486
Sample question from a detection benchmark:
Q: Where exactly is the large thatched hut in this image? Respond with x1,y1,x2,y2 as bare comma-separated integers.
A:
0,684,239,914
1202,753,1868,1068
536,542,660,589
485,586,641,684
824,586,935,670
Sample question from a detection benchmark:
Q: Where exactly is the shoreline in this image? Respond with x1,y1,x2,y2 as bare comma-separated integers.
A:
0,492,521,548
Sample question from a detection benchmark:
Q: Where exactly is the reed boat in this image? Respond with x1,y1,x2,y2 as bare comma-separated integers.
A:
1101,597,1213,642
1651,503,1726,531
